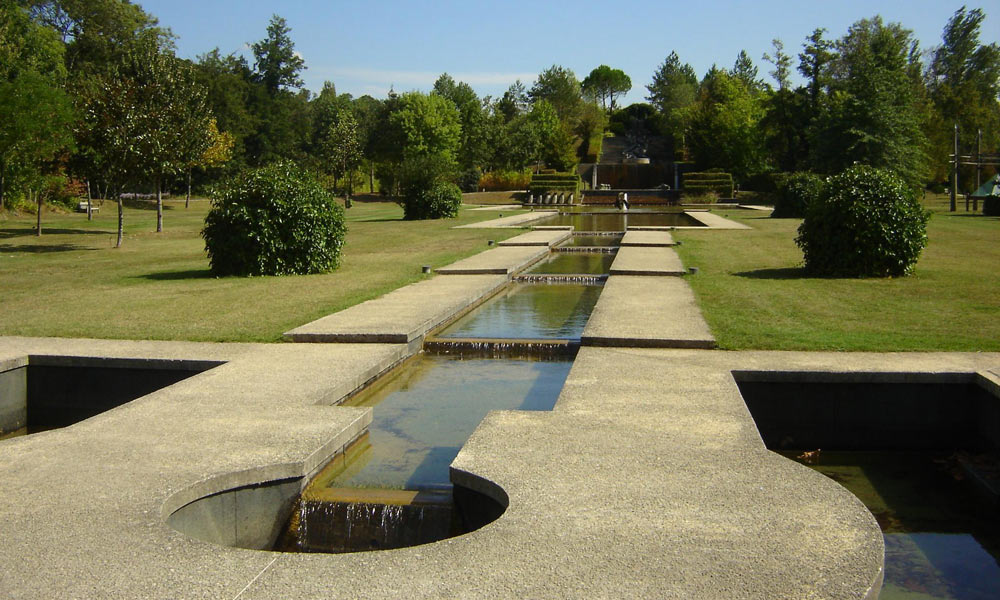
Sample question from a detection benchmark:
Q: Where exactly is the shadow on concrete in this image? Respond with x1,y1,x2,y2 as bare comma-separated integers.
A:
140,269,214,281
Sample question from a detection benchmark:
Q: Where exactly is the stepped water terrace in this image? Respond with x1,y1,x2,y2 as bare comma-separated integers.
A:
5,207,999,599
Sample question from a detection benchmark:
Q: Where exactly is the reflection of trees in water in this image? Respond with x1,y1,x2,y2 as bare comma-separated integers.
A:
441,284,602,339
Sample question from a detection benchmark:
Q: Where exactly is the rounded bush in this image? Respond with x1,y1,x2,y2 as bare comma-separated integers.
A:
772,172,824,218
402,181,462,220
795,165,928,277
202,162,346,276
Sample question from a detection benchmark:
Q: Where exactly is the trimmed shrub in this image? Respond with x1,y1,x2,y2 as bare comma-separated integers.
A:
795,165,929,277
479,169,531,191
772,172,825,218
202,161,346,276
683,171,734,198
401,181,462,220
528,172,579,196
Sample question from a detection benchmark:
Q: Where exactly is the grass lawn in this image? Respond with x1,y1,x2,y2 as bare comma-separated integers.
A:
673,194,1000,351
0,198,524,342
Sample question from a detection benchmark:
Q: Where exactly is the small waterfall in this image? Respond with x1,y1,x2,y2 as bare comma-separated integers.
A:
424,338,579,359
552,246,619,254
513,274,608,285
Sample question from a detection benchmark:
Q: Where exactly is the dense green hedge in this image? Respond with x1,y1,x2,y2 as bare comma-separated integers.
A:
529,172,579,195
984,197,1000,216
772,172,825,218
202,162,346,276
796,165,929,277
683,172,734,198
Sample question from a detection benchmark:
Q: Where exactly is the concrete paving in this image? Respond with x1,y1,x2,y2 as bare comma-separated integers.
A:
5,335,998,598
620,230,675,247
457,211,556,228
609,246,686,276
284,274,507,345
497,229,572,247
682,211,753,229
581,275,716,348
435,245,549,275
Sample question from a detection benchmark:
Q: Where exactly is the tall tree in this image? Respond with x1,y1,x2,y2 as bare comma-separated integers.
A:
433,73,488,170
646,51,699,156
251,14,305,95
581,65,632,113
762,38,792,91
812,17,928,184
319,110,361,204
496,80,529,122
685,70,768,180
731,50,764,91
798,28,834,115
529,65,583,123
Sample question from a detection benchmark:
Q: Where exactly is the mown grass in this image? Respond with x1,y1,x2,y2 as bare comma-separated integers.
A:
673,195,1000,351
0,199,523,342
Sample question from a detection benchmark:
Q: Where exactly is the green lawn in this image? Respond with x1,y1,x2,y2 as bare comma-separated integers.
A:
673,195,1000,351
0,199,523,342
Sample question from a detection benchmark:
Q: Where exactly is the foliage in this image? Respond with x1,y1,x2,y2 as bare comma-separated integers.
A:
762,39,792,90
529,65,582,123
795,165,928,277
458,166,481,193
433,73,488,170
772,172,824,218
389,91,461,162
400,181,462,220
251,14,305,94
812,17,928,185
202,161,346,276
731,50,764,91
478,169,531,191
581,65,632,112
683,70,768,180
645,51,699,155
526,100,577,172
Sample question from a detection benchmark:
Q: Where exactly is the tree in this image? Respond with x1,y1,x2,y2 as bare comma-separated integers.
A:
251,14,305,95
798,28,834,116
526,100,576,172
319,110,361,205
762,38,792,91
496,80,529,122
529,65,582,123
812,17,928,184
646,52,699,155
433,73,488,170
731,50,764,91
185,118,234,207
77,37,212,244
582,65,632,113
685,70,768,180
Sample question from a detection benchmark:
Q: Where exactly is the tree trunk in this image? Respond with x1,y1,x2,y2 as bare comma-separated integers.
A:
0,171,5,211
369,162,374,193
186,168,191,209
156,175,163,233
35,190,42,236
116,189,124,248
86,179,93,221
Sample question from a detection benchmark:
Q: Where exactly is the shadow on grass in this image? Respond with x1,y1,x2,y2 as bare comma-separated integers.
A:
0,243,92,253
140,269,214,281
0,227,112,238
733,267,809,279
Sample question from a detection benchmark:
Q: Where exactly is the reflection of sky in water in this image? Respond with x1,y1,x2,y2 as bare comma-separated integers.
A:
882,533,1000,600
526,253,615,275
438,283,602,340
331,355,571,491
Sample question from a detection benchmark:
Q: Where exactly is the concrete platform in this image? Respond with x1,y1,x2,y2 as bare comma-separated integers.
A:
581,275,716,348
620,230,675,247
497,229,572,247
284,274,507,345
6,335,998,598
457,211,556,228
609,246,686,276
682,211,752,229
435,246,548,275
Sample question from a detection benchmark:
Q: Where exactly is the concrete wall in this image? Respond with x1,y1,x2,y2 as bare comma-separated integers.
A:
735,373,996,451
168,478,303,550
0,366,27,436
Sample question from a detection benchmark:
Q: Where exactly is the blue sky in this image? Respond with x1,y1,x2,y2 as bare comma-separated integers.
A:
138,0,1000,105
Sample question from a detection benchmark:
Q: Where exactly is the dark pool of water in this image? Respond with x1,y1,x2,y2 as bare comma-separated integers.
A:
783,451,1000,600
526,253,615,275
558,234,623,247
537,211,701,231
328,355,571,490
436,283,602,340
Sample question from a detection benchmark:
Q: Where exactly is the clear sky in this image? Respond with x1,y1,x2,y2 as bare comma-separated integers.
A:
137,0,1000,105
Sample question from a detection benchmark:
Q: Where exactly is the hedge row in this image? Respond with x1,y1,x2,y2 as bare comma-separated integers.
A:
683,172,734,198
529,173,579,195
